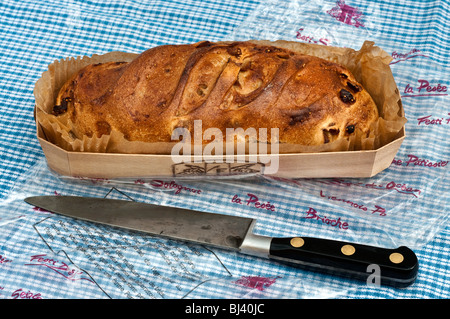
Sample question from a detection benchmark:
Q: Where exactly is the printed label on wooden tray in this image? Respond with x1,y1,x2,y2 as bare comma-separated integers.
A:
172,162,265,177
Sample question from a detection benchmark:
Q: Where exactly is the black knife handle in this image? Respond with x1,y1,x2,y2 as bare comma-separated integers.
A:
269,237,418,287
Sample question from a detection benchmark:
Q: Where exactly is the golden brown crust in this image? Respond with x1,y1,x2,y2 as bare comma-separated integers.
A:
53,41,379,146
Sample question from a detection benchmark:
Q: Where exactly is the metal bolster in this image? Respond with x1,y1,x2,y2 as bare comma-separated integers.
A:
239,220,272,258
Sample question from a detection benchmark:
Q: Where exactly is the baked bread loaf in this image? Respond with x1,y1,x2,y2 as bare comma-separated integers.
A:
52,41,379,147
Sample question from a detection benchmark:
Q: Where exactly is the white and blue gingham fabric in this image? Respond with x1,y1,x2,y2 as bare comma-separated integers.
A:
1,0,449,299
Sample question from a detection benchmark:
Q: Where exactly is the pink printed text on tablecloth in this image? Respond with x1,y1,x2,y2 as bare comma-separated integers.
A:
231,193,276,212
295,28,330,46
138,179,202,195
0,254,12,264
327,0,365,28
390,48,428,65
313,178,422,198
25,254,93,282
233,275,281,291
11,288,42,299
402,79,448,98
319,190,386,216
392,155,448,168
416,113,450,126
302,207,349,230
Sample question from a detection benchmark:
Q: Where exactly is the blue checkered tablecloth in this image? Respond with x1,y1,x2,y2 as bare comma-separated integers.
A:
0,0,449,299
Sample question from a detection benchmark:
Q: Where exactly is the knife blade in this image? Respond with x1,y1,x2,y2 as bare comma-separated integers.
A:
24,195,418,287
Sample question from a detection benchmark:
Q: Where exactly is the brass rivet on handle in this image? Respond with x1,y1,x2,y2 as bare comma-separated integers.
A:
341,244,356,256
389,252,404,264
290,237,304,248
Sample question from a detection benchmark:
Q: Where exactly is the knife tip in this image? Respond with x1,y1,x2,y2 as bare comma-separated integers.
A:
24,196,48,206
24,196,37,205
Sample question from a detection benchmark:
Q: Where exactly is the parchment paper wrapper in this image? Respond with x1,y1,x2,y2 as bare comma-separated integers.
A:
34,40,406,155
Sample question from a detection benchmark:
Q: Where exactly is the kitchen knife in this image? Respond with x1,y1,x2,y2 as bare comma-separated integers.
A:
24,195,418,287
